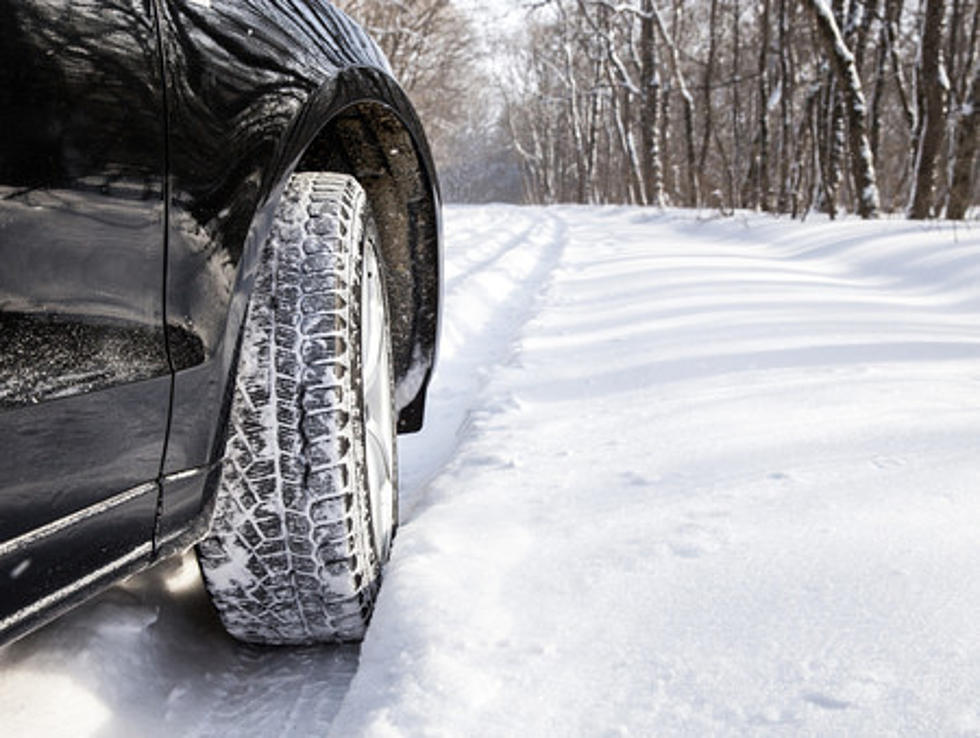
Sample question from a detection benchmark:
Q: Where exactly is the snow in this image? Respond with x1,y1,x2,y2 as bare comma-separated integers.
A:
3,206,980,736
810,0,857,65
939,62,951,93
766,80,782,112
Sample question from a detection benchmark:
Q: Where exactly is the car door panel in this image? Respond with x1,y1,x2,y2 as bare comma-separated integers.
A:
0,0,169,633
0,381,170,541
0,480,157,642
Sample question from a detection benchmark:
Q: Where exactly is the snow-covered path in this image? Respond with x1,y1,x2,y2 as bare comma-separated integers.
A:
3,207,980,737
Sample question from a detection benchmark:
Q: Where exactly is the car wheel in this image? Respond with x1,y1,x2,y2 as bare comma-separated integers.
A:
197,172,398,644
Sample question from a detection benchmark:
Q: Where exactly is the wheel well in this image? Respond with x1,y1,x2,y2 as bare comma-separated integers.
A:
295,102,439,432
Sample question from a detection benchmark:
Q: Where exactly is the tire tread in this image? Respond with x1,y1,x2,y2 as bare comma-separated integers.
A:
198,173,387,644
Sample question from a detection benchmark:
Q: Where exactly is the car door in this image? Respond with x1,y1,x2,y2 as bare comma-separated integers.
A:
0,0,170,639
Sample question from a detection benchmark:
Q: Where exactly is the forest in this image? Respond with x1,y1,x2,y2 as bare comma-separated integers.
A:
336,0,978,219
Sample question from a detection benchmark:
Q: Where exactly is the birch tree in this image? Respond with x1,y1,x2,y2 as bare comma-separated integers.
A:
640,0,665,206
647,2,699,206
484,0,971,215
805,0,881,217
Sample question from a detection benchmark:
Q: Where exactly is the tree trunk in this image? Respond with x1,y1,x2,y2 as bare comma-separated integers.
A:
870,6,889,168
698,0,719,175
732,0,743,209
758,0,772,211
909,0,948,219
805,0,881,217
797,85,823,217
558,16,589,205
809,88,825,217
608,69,645,206
886,0,916,136
661,83,673,200
946,0,962,106
586,79,601,204
777,0,794,213
961,4,980,104
852,0,877,72
946,61,979,219
820,76,843,218
826,0,846,217
649,3,699,206
640,0,664,206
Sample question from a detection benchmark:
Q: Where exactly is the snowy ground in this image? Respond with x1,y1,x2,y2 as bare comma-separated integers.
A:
3,206,980,737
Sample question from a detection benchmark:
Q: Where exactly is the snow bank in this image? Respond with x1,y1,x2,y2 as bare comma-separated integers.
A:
334,208,980,737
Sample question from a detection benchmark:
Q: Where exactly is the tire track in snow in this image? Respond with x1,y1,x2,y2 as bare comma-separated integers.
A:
443,208,542,293
398,205,569,511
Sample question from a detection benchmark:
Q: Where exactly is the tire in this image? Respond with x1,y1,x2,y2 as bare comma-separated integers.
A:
197,172,398,645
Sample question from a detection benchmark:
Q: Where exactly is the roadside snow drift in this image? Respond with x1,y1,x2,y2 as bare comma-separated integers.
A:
338,207,980,737
3,206,980,737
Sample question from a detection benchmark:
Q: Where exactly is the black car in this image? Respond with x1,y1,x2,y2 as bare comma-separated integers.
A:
0,0,441,646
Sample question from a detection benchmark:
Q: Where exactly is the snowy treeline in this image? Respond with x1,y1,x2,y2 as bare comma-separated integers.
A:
503,0,977,218
337,0,978,218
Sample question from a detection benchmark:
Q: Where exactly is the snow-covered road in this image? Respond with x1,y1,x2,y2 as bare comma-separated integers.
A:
4,206,980,737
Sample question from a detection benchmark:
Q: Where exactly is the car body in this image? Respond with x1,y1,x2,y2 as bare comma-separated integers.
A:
0,0,440,645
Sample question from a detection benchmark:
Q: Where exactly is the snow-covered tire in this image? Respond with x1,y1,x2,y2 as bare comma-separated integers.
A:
197,172,398,645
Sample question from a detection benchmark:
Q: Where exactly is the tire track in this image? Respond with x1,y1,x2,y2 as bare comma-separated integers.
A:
443,208,543,293
398,206,569,510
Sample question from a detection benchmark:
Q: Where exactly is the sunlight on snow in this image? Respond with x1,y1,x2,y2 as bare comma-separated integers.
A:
2,672,110,737
162,553,205,595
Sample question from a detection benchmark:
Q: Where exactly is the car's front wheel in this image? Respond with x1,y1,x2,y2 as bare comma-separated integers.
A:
197,172,398,644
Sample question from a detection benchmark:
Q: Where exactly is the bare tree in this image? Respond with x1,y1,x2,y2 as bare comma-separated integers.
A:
946,60,979,219
732,0,744,210
869,0,890,167
805,0,880,217
908,0,949,219
698,0,719,176
756,0,772,211
482,0,970,215
777,0,796,213
648,2,699,206
640,0,665,206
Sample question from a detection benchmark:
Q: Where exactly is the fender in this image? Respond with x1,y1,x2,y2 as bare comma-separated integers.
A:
265,66,442,435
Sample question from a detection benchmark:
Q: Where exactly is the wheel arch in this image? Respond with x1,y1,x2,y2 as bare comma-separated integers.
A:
269,69,442,434
295,100,440,433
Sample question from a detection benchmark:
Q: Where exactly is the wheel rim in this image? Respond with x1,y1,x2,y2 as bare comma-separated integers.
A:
361,239,396,561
